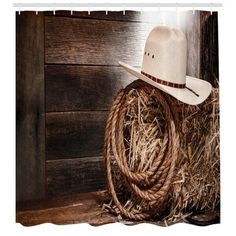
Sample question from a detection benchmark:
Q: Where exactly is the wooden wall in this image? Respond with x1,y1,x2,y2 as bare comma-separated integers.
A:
16,10,219,201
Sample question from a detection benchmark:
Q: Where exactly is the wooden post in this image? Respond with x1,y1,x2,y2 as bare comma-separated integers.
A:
16,12,45,201
200,11,219,87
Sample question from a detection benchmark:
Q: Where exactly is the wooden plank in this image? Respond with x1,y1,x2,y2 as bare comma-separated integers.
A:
45,65,135,112
44,10,164,23
17,191,109,212
45,16,155,65
16,191,117,226
46,157,106,196
46,111,107,159
200,12,219,87
184,11,201,78
16,12,45,201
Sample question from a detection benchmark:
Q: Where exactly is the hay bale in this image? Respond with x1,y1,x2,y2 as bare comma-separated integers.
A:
163,88,220,224
103,80,220,225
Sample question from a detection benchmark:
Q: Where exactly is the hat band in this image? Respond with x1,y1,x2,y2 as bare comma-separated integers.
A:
141,71,186,89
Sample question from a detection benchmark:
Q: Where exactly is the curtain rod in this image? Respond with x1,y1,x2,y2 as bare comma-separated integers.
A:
13,3,223,8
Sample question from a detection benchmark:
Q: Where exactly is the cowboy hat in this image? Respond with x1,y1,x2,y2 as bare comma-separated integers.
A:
119,26,212,105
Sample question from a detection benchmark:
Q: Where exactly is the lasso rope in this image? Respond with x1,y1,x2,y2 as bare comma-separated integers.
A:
104,80,180,220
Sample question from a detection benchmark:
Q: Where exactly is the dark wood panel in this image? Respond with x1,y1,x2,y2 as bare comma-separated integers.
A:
17,191,109,212
46,111,107,159
45,65,135,112
44,10,163,23
45,16,155,65
46,157,106,196
16,12,45,201
17,191,117,226
200,11,219,87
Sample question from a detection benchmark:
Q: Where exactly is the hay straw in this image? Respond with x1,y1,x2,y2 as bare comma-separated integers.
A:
103,81,220,225
164,89,220,224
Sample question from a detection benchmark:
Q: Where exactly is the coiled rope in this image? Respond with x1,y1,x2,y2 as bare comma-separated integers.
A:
104,80,180,220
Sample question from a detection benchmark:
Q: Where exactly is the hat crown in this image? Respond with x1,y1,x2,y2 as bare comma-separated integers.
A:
141,26,187,85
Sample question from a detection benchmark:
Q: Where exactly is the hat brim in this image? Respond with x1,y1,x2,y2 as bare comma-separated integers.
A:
119,61,212,105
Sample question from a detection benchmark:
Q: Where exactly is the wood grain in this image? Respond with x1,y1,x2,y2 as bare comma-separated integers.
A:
44,10,164,23
185,11,201,78
46,111,107,159
45,16,155,65
46,157,106,196
16,191,117,226
16,12,45,202
200,12,219,87
45,65,135,112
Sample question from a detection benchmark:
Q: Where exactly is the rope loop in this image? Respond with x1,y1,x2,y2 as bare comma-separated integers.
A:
104,80,180,220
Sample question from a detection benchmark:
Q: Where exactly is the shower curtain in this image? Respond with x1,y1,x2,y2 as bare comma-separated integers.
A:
16,9,219,227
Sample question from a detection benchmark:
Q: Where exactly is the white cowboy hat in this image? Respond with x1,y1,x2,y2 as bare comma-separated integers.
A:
119,26,212,105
